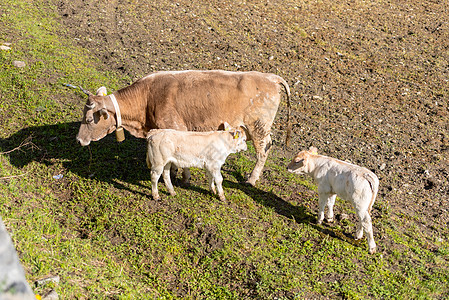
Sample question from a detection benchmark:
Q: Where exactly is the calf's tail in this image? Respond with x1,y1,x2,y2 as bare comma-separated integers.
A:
364,173,379,214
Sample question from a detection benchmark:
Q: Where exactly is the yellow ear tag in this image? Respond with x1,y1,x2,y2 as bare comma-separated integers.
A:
234,132,239,139
311,151,318,155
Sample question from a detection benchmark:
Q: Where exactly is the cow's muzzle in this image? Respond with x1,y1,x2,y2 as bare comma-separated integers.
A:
76,136,91,146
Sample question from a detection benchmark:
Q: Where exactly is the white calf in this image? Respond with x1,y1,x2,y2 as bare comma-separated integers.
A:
146,128,247,201
287,147,379,254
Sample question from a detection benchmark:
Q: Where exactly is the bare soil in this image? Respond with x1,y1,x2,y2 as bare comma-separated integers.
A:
53,0,448,288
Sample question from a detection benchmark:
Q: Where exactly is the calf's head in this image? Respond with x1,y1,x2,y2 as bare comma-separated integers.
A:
76,87,116,146
230,129,247,153
287,146,318,174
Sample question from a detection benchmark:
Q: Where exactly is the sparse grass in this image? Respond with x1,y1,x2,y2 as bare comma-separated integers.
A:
0,0,448,299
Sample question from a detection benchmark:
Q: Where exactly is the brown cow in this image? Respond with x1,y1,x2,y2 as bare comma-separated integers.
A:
76,70,291,185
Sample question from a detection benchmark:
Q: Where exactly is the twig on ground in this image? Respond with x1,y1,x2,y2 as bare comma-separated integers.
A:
0,136,39,155
0,172,28,180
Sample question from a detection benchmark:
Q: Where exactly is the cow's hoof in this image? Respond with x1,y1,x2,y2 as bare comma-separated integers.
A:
245,179,256,186
326,218,334,223
180,180,190,187
369,247,377,254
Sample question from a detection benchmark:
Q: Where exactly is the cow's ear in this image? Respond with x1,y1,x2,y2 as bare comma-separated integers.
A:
99,108,109,120
294,158,304,167
96,86,107,96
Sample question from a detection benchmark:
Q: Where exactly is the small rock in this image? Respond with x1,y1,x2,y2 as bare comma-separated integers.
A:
312,95,323,101
337,213,350,221
379,163,386,171
268,55,274,60
0,45,11,50
42,289,59,300
35,275,60,287
13,60,26,68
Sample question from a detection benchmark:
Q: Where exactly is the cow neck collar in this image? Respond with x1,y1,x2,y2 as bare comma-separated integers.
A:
109,94,122,128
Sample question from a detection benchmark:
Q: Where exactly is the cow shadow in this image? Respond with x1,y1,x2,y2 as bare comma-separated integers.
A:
1,122,355,245
0,122,151,194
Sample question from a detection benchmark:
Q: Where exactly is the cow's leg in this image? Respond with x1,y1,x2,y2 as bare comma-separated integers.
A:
326,194,336,223
357,210,376,254
247,134,272,186
150,165,164,201
181,168,191,185
206,170,216,195
168,165,190,185
317,193,328,225
162,163,176,196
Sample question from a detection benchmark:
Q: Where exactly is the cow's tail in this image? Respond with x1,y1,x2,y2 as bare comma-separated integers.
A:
273,75,292,147
364,172,379,214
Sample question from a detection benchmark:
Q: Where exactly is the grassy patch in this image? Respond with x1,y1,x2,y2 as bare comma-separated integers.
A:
0,0,448,299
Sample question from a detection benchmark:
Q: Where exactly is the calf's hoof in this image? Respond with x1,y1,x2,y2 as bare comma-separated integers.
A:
316,219,323,225
355,232,364,240
326,218,334,223
369,247,377,254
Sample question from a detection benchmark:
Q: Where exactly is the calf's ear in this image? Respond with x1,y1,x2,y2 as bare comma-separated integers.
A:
309,146,318,154
232,130,242,139
223,122,232,131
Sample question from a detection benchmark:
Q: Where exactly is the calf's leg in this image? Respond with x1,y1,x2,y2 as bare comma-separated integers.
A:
206,170,216,195
211,168,226,201
162,163,176,196
326,194,336,223
151,165,164,201
317,193,329,224
356,210,376,254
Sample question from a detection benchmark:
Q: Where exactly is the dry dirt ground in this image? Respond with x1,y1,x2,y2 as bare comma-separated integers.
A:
54,0,447,273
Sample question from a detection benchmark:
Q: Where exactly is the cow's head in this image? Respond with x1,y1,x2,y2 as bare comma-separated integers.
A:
76,87,116,146
287,146,318,174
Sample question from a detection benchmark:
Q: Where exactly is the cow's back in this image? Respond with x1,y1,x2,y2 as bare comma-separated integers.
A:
140,70,283,133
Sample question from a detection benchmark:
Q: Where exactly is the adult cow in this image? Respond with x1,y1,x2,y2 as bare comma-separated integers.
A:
76,70,291,185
